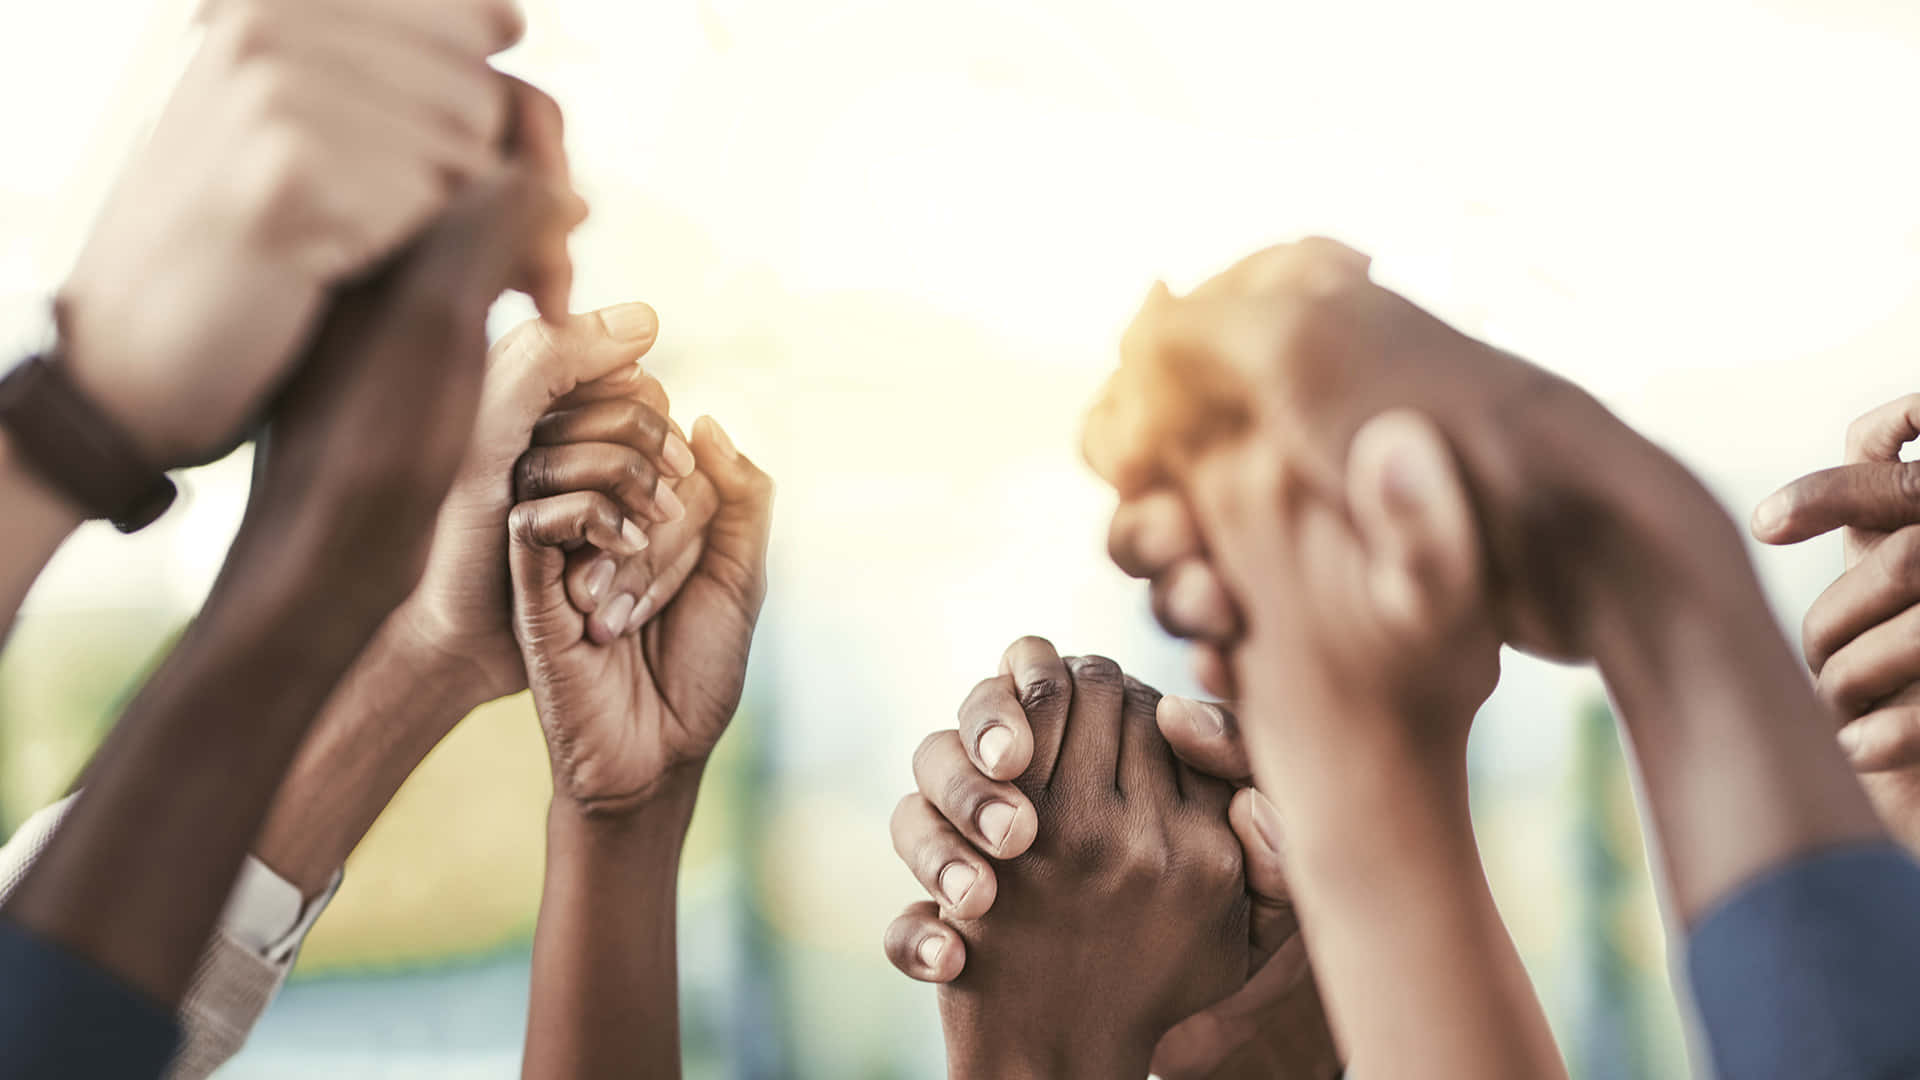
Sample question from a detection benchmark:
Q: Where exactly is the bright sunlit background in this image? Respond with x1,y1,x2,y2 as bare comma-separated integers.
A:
9,0,1920,1076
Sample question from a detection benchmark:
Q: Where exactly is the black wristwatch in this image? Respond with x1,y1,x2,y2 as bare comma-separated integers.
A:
0,334,177,533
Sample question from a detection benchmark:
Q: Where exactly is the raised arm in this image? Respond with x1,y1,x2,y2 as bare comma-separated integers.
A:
2,0,530,636
511,413,772,1079
0,166,571,1051
1083,239,1914,1079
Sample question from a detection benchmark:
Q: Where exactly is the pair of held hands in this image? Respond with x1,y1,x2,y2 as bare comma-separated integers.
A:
882,241,1920,1077
59,0,771,828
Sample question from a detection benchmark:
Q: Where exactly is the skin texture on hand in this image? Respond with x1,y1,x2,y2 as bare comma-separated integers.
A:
884,668,1341,1080
251,305,713,898
0,165,569,1006
1754,393,1920,854
1083,239,1885,929
906,640,1251,1080
516,415,772,1079
55,0,572,469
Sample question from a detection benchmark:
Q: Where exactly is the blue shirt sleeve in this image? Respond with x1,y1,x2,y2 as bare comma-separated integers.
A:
0,916,179,1079
1687,843,1920,1080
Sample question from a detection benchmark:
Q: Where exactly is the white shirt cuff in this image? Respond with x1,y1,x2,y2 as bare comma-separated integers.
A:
216,857,340,964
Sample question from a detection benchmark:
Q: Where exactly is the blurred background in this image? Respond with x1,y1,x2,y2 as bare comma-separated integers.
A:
8,0,1920,1075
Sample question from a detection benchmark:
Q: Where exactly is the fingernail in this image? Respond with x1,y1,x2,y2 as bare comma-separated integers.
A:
600,302,657,342
663,433,696,478
1175,697,1225,738
977,802,1016,849
918,936,946,969
1753,493,1789,538
1249,789,1283,855
585,557,615,602
1838,722,1863,759
621,519,651,553
630,592,657,630
601,593,637,637
653,482,685,523
978,727,1015,774
1381,439,1441,512
939,863,977,906
705,417,738,461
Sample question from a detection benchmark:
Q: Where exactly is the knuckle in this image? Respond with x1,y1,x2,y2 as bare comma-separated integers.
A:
1017,673,1068,717
940,770,988,820
1181,829,1245,889
1895,464,1920,508
1114,826,1173,886
1069,654,1123,689
911,730,954,780
1889,525,1920,580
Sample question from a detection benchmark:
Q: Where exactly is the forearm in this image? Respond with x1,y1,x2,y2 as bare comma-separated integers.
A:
523,766,702,1080
1587,532,1885,924
253,610,482,897
1,525,395,1005
1238,699,1563,1080
0,429,85,636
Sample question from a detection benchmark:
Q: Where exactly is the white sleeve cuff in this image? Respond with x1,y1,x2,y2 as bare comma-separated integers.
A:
217,856,340,964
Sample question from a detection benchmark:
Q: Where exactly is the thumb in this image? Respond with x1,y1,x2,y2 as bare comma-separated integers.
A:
1345,409,1481,639
488,302,661,414
687,416,774,618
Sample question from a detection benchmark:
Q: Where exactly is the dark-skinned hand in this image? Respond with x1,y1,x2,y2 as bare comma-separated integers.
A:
890,638,1252,1080
510,415,772,813
1754,393,1920,853
884,640,1339,1080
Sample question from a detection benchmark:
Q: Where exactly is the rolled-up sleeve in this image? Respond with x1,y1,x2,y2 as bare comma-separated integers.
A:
1687,843,1920,1080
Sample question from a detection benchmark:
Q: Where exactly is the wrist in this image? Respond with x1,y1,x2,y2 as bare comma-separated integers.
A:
253,611,483,897
940,1012,1156,1080
0,426,86,625
553,759,707,830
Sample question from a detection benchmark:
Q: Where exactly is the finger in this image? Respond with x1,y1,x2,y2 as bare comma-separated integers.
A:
1149,935,1316,1080
489,303,662,419
1845,393,1920,465
912,730,1038,860
229,4,509,146
1148,559,1240,642
583,475,717,644
1230,787,1297,954
1753,462,1920,545
890,795,999,921
1841,706,1920,773
563,471,718,629
1054,654,1127,797
500,78,575,320
506,497,612,649
1817,602,1920,719
1195,644,1236,700
956,675,1035,782
206,0,525,60
1116,676,1179,802
686,417,774,620
1346,409,1481,635
531,395,694,479
1157,697,1252,784
995,636,1073,790
1803,525,1920,673
506,490,647,559
515,442,681,527
1107,490,1203,579
882,902,966,984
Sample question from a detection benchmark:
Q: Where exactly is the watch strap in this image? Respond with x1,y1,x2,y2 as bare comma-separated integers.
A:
0,353,177,532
